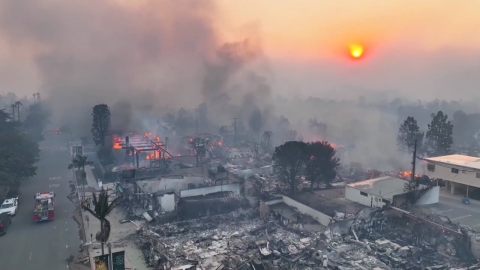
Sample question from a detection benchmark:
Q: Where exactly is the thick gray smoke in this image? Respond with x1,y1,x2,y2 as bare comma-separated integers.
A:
0,0,273,136
200,36,273,127
3,1,479,172
0,0,220,134
270,97,413,171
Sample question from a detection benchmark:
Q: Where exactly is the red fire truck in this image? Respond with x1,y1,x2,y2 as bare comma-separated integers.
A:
34,191,55,222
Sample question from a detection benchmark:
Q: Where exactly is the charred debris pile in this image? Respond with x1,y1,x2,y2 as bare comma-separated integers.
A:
326,207,480,270
136,208,326,269
133,203,480,270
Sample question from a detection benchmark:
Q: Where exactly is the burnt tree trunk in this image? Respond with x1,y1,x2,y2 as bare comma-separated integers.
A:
96,218,111,243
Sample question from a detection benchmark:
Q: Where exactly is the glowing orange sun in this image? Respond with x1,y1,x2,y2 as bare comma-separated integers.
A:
349,44,364,59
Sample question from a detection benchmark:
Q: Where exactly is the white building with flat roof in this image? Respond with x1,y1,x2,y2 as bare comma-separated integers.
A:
345,176,438,207
345,176,409,208
424,154,480,197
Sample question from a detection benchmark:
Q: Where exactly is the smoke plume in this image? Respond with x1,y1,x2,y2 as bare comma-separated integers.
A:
3,1,479,171
0,0,216,132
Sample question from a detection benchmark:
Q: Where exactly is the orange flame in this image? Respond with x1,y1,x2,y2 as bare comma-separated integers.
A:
113,136,122,149
145,150,161,160
398,171,419,179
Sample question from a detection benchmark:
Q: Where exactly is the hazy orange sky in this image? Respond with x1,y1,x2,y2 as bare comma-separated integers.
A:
218,1,480,59
1,0,480,102
215,1,480,100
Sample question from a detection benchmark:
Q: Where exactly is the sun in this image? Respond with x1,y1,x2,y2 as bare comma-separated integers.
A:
349,44,364,59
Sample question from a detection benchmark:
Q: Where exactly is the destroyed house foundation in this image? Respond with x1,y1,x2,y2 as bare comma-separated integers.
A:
177,191,249,219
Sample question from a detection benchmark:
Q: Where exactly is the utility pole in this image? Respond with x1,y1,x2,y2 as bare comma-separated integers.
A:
195,109,198,135
412,139,418,187
233,118,238,147
33,93,36,104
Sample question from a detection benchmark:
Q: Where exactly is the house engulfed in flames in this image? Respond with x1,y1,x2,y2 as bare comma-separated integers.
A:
112,133,166,160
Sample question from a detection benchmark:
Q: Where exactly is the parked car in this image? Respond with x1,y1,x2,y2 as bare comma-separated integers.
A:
0,198,18,216
0,213,12,235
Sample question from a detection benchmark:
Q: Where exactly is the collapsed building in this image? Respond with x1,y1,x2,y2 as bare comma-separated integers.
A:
124,167,480,269
133,195,480,270
106,128,480,269
332,206,480,269
136,208,329,269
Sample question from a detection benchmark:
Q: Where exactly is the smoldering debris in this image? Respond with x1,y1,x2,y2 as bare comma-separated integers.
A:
336,207,480,270
132,203,480,270
135,208,329,269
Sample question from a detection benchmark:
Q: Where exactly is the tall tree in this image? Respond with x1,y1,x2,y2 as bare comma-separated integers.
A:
15,101,22,121
272,141,309,196
91,104,111,147
0,110,40,187
397,116,424,154
85,188,123,243
190,138,210,167
305,141,340,189
248,108,264,138
425,111,454,156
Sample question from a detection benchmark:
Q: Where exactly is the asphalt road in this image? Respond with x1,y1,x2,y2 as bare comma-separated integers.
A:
0,135,82,270
419,195,480,228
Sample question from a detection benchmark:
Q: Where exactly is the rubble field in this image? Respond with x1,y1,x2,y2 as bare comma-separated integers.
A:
132,205,480,270
135,208,332,269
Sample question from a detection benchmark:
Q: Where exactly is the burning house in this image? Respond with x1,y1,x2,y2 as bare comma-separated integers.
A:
111,133,173,173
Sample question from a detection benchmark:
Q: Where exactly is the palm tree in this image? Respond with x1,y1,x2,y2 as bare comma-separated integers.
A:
68,155,94,200
85,188,123,243
14,101,22,121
